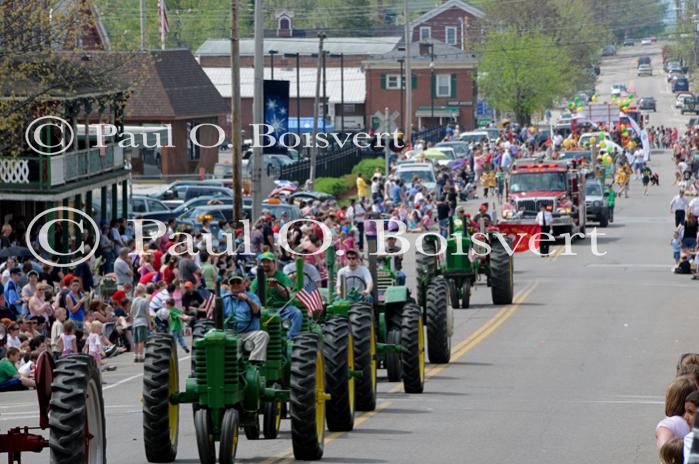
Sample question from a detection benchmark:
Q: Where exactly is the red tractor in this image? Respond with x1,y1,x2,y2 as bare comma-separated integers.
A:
500,159,586,238
0,345,106,463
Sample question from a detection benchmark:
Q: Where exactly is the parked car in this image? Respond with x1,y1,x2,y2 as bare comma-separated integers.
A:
623,37,634,46
673,78,690,93
665,60,681,73
152,183,232,209
459,130,490,145
681,96,699,115
638,97,657,111
668,72,685,83
638,56,651,66
242,154,297,178
601,45,616,56
611,83,627,97
641,38,652,46
435,141,471,160
395,162,437,192
688,117,699,128
637,64,652,76
288,191,335,204
131,195,173,221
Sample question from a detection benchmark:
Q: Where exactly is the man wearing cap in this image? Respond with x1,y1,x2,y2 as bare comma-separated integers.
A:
336,249,373,301
3,268,22,318
221,275,269,362
474,203,492,228
250,252,303,339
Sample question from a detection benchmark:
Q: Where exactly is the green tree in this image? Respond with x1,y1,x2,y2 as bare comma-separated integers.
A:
477,27,574,125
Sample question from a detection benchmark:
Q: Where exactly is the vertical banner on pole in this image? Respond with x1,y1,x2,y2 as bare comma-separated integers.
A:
263,79,290,155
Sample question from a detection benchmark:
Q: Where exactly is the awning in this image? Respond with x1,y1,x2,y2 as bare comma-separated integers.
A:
287,117,335,133
415,106,460,118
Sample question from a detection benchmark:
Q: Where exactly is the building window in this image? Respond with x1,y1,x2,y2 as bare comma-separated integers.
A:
386,74,401,90
420,26,431,40
445,26,457,45
343,104,356,113
436,74,451,97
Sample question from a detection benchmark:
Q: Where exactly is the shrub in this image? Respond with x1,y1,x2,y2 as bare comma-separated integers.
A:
351,158,385,180
315,175,352,196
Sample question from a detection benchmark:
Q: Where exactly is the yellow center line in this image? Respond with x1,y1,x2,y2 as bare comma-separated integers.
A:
264,282,538,463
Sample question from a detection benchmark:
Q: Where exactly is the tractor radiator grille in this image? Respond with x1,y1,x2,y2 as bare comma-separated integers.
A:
264,314,283,364
377,272,394,293
193,335,239,388
223,340,238,386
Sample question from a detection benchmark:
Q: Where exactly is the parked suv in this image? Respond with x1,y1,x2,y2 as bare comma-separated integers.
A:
585,180,609,227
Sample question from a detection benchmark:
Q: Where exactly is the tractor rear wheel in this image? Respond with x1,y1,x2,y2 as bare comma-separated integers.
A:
401,302,425,394
219,409,239,464
290,332,325,461
462,279,471,309
385,329,402,381
142,335,179,463
348,303,377,411
194,409,216,464
323,318,355,432
49,354,106,464
263,383,282,439
490,236,514,305
426,276,451,364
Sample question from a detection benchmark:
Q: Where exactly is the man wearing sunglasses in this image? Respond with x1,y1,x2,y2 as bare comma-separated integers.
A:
336,249,373,302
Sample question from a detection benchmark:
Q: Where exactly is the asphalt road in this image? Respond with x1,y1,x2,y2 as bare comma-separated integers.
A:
3,42,695,464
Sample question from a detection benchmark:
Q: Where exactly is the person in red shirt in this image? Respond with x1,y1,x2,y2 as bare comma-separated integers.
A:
149,242,163,270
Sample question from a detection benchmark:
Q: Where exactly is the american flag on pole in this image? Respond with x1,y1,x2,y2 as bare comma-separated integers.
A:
295,281,324,316
158,0,169,49
203,291,216,320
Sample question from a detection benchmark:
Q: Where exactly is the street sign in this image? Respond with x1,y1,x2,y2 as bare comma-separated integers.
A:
372,110,400,132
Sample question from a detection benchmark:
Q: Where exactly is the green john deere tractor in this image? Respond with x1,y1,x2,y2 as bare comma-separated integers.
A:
416,224,514,364
142,268,353,463
320,243,425,411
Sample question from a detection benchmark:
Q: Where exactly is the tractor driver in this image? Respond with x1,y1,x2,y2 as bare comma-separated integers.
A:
221,274,269,362
336,249,373,302
250,252,303,339
473,203,492,228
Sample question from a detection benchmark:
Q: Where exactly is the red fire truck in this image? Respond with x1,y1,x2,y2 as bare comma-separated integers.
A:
499,159,587,237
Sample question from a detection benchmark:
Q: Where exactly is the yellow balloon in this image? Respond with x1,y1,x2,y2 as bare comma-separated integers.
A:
591,95,598,102
611,96,617,101
590,137,597,144
577,107,584,113
563,139,571,149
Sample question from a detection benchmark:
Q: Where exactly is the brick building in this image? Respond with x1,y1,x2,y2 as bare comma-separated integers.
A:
410,0,485,50
364,40,477,132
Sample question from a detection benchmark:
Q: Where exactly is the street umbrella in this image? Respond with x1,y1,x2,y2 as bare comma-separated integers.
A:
0,246,33,258
422,149,449,161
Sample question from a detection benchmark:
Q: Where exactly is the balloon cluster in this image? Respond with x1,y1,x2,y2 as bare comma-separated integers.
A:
567,94,598,113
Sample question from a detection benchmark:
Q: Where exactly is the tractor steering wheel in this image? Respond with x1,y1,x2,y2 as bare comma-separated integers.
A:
343,275,367,294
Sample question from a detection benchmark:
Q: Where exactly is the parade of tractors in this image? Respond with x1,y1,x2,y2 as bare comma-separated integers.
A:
1,224,514,464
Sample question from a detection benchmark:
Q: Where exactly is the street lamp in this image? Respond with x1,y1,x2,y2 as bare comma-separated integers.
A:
268,49,278,79
330,52,344,133
312,50,329,132
284,52,301,136
397,45,405,133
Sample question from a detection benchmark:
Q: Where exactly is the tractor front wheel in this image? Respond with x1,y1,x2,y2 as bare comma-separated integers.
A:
142,335,179,463
490,237,514,305
323,318,355,432
401,302,425,394
290,332,326,461
263,383,283,439
218,408,240,464
348,303,377,411
385,329,402,382
49,354,106,464
462,279,471,309
448,279,461,309
244,415,261,440
194,409,216,464
426,277,451,364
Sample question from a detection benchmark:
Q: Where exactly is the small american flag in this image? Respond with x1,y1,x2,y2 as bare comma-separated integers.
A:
158,0,169,34
295,281,324,316
203,292,215,319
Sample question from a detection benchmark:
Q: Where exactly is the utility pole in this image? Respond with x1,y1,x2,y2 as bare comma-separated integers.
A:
310,32,325,189
384,107,390,175
404,0,412,145
251,0,264,221
322,50,327,132
231,0,243,223
140,0,146,50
